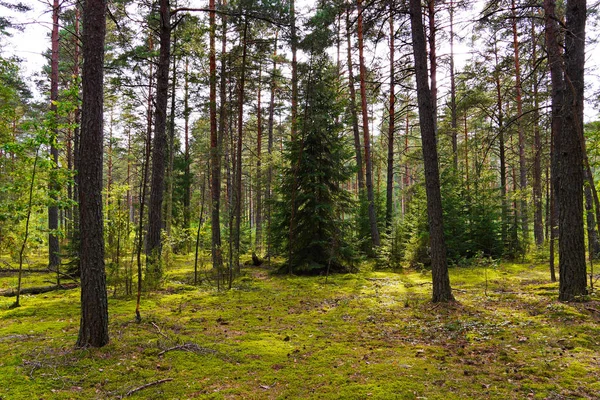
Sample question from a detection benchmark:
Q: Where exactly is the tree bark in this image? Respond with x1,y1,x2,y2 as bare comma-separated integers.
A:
531,17,544,248
255,61,263,253
146,0,171,284
77,0,109,348
346,9,365,194
357,0,380,248
449,0,458,170
557,0,587,301
386,6,395,229
511,0,529,247
409,0,453,302
48,0,60,270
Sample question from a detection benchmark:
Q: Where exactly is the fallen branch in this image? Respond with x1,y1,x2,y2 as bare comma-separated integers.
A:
151,322,168,339
125,378,173,397
0,283,78,297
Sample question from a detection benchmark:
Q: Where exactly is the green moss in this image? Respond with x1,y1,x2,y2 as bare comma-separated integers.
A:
1,257,599,398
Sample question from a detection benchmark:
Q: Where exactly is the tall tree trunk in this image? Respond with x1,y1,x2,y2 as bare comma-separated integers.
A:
531,16,544,248
386,7,395,229
511,0,529,247
357,0,380,248
409,0,453,303
493,34,508,250
266,31,278,264
427,0,437,131
72,4,81,248
210,0,224,274
183,58,191,233
449,0,458,170
146,0,171,284
255,62,263,253
557,0,587,300
48,0,60,270
77,0,109,348
346,9,365,194
234,18,249,274
166,35,178,237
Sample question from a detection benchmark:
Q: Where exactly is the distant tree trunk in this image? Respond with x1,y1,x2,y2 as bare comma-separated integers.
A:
72,4,81,248
386,7,395,229
511,0,529,247
255,61,263,253
234,18,249,274
531,18,544,248
183,58,191,233
49,0,60,270
210,0,224,275
166,35,178,237
346,9,365,194
77,0,109,348
357,0,380,248
449,0,458,170
584,168,600,259
427,0,437,130
493,34,508,249
266,32,278,264
409,0,453,303
146,0,171,284
288,0,299,274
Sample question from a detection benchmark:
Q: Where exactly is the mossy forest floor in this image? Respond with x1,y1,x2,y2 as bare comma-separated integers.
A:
1,255,599,399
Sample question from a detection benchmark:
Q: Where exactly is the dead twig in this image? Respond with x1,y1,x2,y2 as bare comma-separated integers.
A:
158,342,217,356
151,322,168,339
125,378,173,397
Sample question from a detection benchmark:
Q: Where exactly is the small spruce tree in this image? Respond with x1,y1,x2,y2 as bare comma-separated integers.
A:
276,54,355,274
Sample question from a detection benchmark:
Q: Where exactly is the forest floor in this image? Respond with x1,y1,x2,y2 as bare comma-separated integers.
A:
1,255,599,399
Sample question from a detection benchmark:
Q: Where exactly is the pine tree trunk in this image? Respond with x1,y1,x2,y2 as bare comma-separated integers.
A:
511,0,529,247
346,10,365,194
166,36,178,237
545,0,587,300
183,58,191,233
493,35,508,250
255,62,263,253
234,18,249,274
531,18,544,248
266,32,278,264
386,7,395,229
146,0,171,283
357,0,380,248
48,0,60,270
409,0,453,303
449,0,458,171
77,0,109,348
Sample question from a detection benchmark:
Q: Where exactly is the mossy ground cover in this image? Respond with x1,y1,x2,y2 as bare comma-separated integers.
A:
1,256,599,399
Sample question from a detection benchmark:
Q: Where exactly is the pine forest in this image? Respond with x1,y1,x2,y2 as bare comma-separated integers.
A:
1,0,600,398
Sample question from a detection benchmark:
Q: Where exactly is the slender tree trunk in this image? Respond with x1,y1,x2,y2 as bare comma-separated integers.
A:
146,0,171,284
266,32,278,264
386,7,395,229
255,62,263,253
183,58,191,233
493,35,508,249
48,0,60,270
77,0,109,348
288,0,299,274
166,35,178,237
531,16,544,248
584,168,600,259
72,4,81,248
135,41,154,321
449,0,458,170
346,10,365,194
409,0,453,302
357,0,380,248
427,0,437,131
511,0,529,247
234,18,249,274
